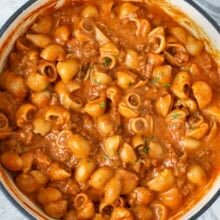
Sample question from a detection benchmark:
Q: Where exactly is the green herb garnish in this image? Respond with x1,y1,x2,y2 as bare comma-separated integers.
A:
142,136,153,154
100,101,106,109
103,57,112,67
162,83,171,88
143,145,149,154
93,79,100,85
150,76,160,85
170,112,181,119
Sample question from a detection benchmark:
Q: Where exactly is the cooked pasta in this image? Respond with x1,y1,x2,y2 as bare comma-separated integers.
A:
0,1,220,220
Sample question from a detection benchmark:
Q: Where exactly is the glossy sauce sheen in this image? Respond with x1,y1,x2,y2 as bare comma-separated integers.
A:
0,1,220,219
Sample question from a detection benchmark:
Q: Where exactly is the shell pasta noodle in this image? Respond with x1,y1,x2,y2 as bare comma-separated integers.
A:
0,1,220,219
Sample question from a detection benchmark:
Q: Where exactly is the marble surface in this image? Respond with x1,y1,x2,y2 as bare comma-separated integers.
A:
0,0,219,219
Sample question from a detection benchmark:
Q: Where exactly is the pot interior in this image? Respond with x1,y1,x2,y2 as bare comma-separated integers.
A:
0,1,219,219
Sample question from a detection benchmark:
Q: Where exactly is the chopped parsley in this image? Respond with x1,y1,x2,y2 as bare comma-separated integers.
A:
150,72,171,88
93,79,100,85
170,112,181,119
136,136,156,157
141,136,155,154
150,76,160,85
103,57,112,67
162,82,171,88
100,101,106,109
143,145,149,154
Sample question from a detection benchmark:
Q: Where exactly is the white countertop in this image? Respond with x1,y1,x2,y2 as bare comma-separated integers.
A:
0,0,219,219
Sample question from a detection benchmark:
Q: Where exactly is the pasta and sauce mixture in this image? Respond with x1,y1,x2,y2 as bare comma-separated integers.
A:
0,1,220,219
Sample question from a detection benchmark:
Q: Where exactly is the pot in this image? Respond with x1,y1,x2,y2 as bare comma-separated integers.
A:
0,1,219,219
